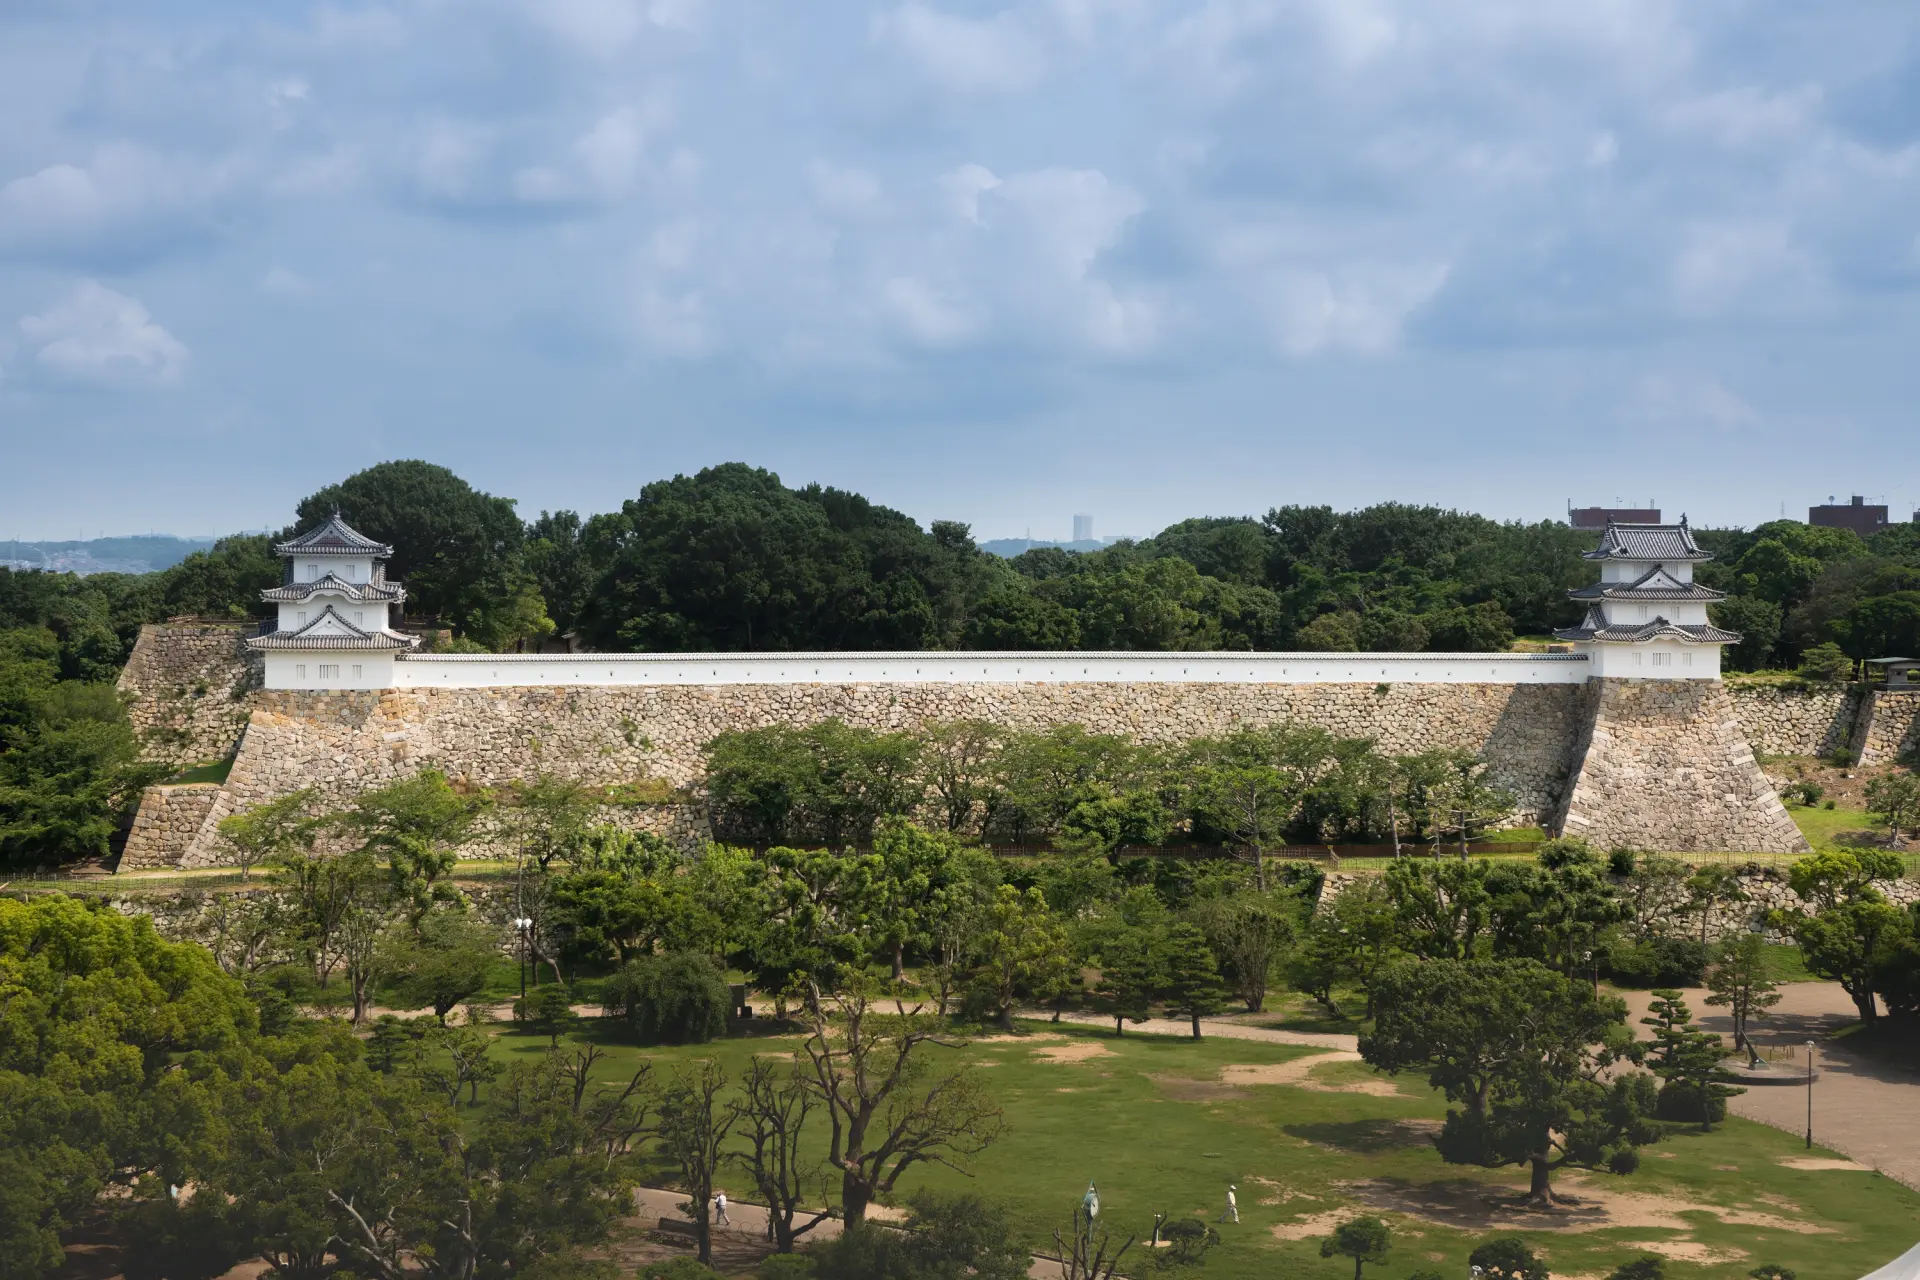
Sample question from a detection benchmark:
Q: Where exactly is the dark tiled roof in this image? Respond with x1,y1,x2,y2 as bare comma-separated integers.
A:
260,573,406,604
1567,565,1726,602
1553,606,1740,644
246,605,418,652
274,513,393,558
1582,521,1712,562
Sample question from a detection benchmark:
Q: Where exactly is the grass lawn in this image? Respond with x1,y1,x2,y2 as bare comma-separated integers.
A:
464,1016,1920,1280
1788,802,1894,851
164,757,234,784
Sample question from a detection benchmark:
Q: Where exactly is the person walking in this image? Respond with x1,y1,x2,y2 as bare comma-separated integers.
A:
1225,1185,1239,1224
714,1191,730,1227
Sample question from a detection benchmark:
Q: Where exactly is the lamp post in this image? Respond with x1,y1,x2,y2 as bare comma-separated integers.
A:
1805,1040,1817,1149
512,917,533,999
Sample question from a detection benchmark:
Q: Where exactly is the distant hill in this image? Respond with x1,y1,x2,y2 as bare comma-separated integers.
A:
0,536,216,576
981,537,1131,557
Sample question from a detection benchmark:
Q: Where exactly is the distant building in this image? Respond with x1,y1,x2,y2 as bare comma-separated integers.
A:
1809,495,1889,538
1072,514,1094,542
1569,505,1660,530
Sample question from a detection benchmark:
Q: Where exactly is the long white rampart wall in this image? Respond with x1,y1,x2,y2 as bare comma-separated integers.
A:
366,650,1595,690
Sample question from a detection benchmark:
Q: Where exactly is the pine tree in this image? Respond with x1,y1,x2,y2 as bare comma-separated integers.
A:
1642,988,1742,1130
1162,922,1230,1040
1092,928,1157,1035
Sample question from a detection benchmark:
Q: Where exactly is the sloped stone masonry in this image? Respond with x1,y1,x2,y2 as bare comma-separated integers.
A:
116,623,261,768
1725,683,1861,759
1855,690,1920,766
121,785,223,870
172,681,1587,866
1559,679,1810,854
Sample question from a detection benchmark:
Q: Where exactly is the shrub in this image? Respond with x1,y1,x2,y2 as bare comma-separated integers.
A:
1607,1259,1665,1280
513,981,579,1046
1786,781,1825,807
1157,1217,1220,1269
601,951,731,1044
1607,1146,1641,1175
1536,837,1597,870
757,1256,817,1280
1656,1079,1728,1126
641,1261,722,1280
1469,1237,1547,1280
1797,642,1851,683
1606,847,1640,876
1748,1267,1796,1280
1606,938,1710,988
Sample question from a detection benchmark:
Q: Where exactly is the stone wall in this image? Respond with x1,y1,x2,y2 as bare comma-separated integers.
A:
1558,679,1810,853
1855,690,1920,766
1725,683,1861,758
117,623,261,768
179,680,1589,865
121,784,222,869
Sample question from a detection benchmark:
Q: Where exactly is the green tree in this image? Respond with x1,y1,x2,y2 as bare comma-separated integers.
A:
968,885,1073,1031
1191,890,1297,1012
1640,989,1741,1129
1382,857,1491,960
729,1058,831,1254
1319,1216,1392,1280
1091,925,1159,1034
216,789,320,882
1469,1237,1547,1280
384,909,503,1021
1159,921,1230,1039
1362,958,1657,1202
346,769,487,921
1787,848,1905,912
601,951,731,1044
1834,590,1920,660
297,460,547,648
796,979,1003,1227
1796,641,1851,682
1786,899,1907,1023
658,1062,736,1265
1705,933,1781,1064
516,981,581,1046
1711,595,1784,670
0,640,159,866
1182,724,1344,889
1864,773,1920,844
704,721,923,847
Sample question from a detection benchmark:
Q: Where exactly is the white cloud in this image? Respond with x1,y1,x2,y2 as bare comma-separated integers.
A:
871,4,1048,94
18,282,189,387
1261,263,1450,357
1627,373,1761,431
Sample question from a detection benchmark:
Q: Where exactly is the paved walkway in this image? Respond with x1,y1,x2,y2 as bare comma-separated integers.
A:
1616,981,1920,1190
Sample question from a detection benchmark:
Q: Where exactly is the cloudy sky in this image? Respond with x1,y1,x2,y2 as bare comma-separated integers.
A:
3,1,1918,542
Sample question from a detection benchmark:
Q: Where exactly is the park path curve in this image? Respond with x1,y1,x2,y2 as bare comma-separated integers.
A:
1616,982,1920,1191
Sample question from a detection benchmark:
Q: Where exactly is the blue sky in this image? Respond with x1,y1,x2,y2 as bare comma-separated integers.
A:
2,1,1919,542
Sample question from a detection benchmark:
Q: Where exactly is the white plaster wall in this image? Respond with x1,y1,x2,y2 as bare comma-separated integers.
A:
277,599,387,631
379,651,1595,689
1584,642,1720,680
263,652,397,690
1600,599,1711,626
1600,559,1695,583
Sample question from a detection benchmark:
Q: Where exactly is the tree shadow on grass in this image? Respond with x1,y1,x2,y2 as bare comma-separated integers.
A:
1283,1117,1442,1154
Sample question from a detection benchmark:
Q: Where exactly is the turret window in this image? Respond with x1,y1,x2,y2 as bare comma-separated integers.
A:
318,664,340,679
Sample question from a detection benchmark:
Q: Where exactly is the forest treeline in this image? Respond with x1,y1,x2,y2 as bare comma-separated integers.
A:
5,459,1920,866
9,459,1918,671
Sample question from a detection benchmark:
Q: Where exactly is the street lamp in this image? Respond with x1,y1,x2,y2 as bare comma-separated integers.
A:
512,917,534,999
1805,1040,1817,1149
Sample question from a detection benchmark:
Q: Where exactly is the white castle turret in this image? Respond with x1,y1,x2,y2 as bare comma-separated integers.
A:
246,512,419,689
1553,516,1738,679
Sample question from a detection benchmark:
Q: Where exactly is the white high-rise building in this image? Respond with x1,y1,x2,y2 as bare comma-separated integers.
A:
1553,517,1738,679
1072,513,1093,542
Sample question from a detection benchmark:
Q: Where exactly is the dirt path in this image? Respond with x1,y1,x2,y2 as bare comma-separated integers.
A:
1026,1009,1358,1051
1617,982,1920,1191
